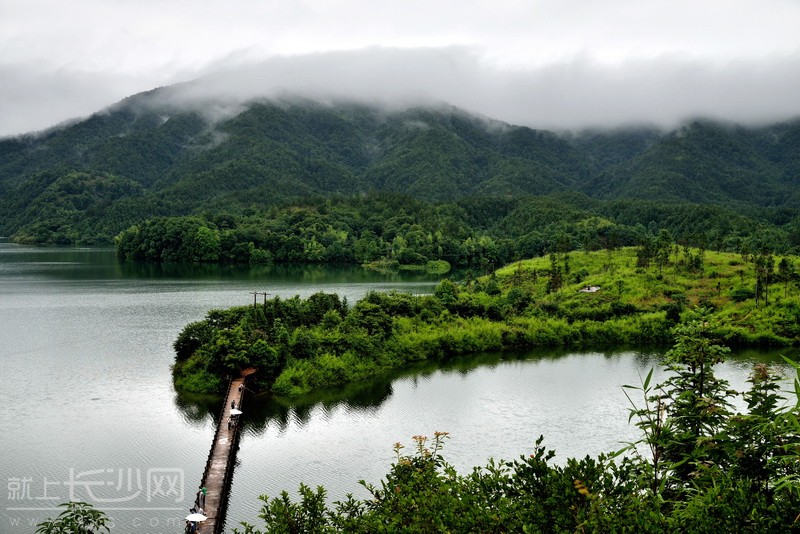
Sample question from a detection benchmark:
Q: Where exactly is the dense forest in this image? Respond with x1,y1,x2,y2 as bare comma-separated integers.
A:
113,192,798,271
1,92,799,249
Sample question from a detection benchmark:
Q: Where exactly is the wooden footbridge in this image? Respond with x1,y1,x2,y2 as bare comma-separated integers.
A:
193,369,255,534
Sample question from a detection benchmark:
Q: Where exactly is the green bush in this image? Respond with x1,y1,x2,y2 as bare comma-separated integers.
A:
729,286,755,302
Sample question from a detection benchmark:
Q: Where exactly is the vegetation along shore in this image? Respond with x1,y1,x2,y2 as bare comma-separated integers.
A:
172,246,800,397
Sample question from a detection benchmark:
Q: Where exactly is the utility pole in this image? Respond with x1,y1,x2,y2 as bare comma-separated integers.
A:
252,292,269,320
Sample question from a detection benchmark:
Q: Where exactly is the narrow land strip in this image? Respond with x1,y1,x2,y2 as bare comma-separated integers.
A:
195,376,246,534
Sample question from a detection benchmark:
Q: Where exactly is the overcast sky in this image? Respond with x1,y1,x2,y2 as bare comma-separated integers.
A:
2,0,800,137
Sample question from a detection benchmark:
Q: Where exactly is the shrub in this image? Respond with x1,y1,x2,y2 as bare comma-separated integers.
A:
729,286,755,302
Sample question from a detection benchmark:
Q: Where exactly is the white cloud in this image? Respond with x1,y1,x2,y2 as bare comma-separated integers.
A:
1,0,799,135
152,47,800,131
0,64,154,136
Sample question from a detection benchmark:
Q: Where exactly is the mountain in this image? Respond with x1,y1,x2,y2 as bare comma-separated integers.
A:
582,120,800,208
0,88,799,244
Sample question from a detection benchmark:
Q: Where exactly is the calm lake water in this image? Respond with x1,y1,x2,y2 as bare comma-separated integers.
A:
1,242,796,533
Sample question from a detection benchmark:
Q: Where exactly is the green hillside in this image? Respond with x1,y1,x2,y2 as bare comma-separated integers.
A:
1,91,800,246
584,120,800,206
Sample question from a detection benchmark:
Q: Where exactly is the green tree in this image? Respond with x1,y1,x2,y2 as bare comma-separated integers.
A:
727,364,788,490
636,236,655,269
546,253,563,293
235,484,331,534
173,320,213,361
36,501,110,534
345,301,393,339
777,257,797,297
250,339,281,383
433,279,459,306
191,225,221,262
303,236,325,261
655,229,673,274
754,252,775,306
659,308,733,487
209,325,251,372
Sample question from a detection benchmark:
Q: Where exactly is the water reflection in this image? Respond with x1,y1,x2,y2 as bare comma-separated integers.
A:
732,346,800,363
173,391,223,425
184,349,653,439
0,242,444,286
235,379,395,435
116,260,444,283
178,344,800,445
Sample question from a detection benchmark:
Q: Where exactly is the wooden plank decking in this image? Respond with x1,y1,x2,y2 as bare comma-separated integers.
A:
194,376,247,534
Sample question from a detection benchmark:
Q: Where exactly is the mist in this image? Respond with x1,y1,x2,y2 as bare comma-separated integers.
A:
4,46,800,137
160,47,800,130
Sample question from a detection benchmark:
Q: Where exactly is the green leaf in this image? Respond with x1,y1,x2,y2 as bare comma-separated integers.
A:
643,367,654,391
794,379,800,407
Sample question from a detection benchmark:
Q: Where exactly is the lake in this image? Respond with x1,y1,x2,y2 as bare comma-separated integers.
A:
0,242,796,533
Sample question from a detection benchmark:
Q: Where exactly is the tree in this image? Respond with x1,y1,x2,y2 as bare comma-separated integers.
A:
776,257,797,298
303,236,325,261
346,301,393,339
250,339,281,383
636,236,655,269
209,325,251,372
659,308,733,486
36,501,110,534
546,253,563,294
655,229,673,274
434,279,459,305
191,225,221,262
727,363,788,490
173,320,213,361
754,252,775,306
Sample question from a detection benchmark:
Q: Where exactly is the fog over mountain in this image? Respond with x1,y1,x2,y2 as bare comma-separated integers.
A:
5,47,800,138
2,0,800,137
160,47,800,131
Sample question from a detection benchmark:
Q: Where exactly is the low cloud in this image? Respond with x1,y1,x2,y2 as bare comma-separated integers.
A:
0,63,167,137
4,46,800,137
176,47,800,130
111,47,800,129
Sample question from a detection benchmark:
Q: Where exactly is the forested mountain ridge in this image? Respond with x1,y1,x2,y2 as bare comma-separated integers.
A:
1,88,799,245
584,120,800,207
